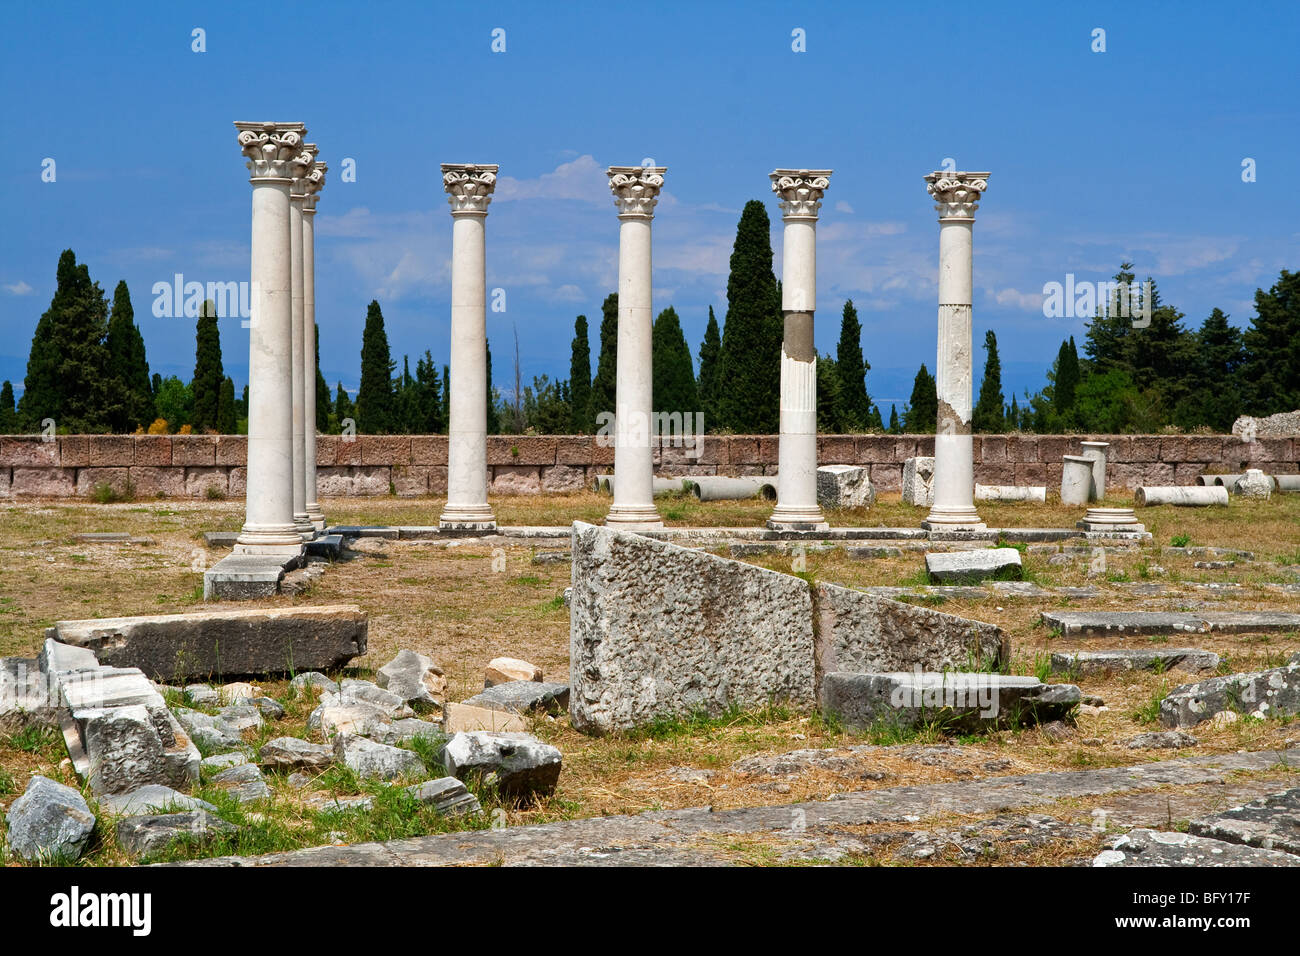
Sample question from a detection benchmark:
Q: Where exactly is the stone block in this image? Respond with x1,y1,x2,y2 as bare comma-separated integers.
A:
391,465,429,496
59,436,90,466
228,466,246,496
128,466,186,498
1050,648,1220,675
926,548,1022,583
487,436,556,466
854,435,895,464
1013,462,1047,486
979,436,1008,463
541,463,587,492
0,467,9,498
75,467,130,497
1188,788,1300,857
0,657,59,733
335,437,363,465
334,734,424,780
315,467,353,495
352,466,391,495
0,436,59,466
361,435,411,465
442,702,527,733
314,434,338,466
4,775,96,863
1127,437,1162,462
817,435,856,463
376,649,446,709
427,466,448,494
728,436,762,464
973,462,1016,485
556,436,595,465
485,656,543,687
869,463,903,492
214,436,248,465
816,464,875,509
410,435,448,465
11,466,75,496
86,435,134,466
463,682,570,716
1160,660,1300,728
491,465,541,495
901,456,934,506
171,435,217,465
442,731,561,798
133,435,173,466
116,810,235,857
184,467,228,498
47,605,367,681
1006,436,1038,462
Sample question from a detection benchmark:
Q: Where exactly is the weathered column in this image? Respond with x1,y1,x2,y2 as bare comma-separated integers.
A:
604,165,666,530
922,171,990,532
768,169,832,531
302,160,327,531
232,123,306,557
439,164,498,532
289,143,317,540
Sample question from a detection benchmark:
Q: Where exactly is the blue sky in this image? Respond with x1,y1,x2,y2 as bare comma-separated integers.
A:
1,0,1296,413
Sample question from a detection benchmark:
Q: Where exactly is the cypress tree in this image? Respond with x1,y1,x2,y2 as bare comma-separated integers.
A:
1241,270,1300,415
868,404,884,431
1083,262,1137,373
887,404,901,434
816,355,842,433
903,364,937,433
973,329,1005,433
334,383,355,432
414,351,443,433
696,306,722,432
0,381,16,432
216,376,236,434
356,299,395,433
314,324,330,435
651,306,698,417
19,249,114,432
441,364,451,430
485,338,500,434
569,314,592,433
1176,308,1245,430
191,300,224,432
1008,394,1021,431
834,299,872,431
105,280,153,431
588,293,618,429
717,201,782,432
393,355,414,434
1054,337,1080,421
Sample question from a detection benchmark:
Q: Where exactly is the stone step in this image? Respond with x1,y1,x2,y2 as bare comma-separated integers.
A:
1042,610,1300,637
1050,648,1221,675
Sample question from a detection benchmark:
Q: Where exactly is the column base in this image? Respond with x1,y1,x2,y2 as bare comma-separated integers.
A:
293,513,315,541
234,524,308,559
604,504,663,531
439,502,497,533
766,505,829,532
1077,507,1145,533
921,506,986,532
307,506,326,533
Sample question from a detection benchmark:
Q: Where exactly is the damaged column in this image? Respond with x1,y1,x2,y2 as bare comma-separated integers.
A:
604,165,666,530
922,171,990,532
768,169,833,531
439,164,499,532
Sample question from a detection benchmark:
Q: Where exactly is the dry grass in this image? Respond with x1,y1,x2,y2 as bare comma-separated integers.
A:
2,491,1300,863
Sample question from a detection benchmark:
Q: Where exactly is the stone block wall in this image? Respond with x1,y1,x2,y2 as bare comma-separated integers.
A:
0,433,1294,498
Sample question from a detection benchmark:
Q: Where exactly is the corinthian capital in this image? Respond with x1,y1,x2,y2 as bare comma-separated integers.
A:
608,165,666,218
925,171,990,220
442,163,499,215
302,160,327,213
770,169,832,221
235,121,307,181
290,143,320,199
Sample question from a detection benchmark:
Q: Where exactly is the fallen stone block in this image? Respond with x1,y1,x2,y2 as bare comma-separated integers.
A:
442,731,561,799
259,736,335,771
1160,660,1300,728
405,778,482,816
1127,731,1198,749
1041,610,1300,638
46,605,367,681
215,703,264,734
210,763,271,803
901,457,934,507
816,465,875,509
463,682,570,716
1233,469,1273,499
1135,486,1229,507
333,733,424,781
307,693,393,740
1188,788,1300,856
377,649,446,709
202,553,294,600
99,785,217,816
925,548,1022,584
1094,828,1300,867
485,656,543,687
443,702,528,734
203,531,240,548
366,717,446,747
116,810,236,857
845,546,903,559
820,672,1081,733
4,775,96,863
0,657,58,733
200,752,249,772
183,684,220,707
1050,648,1221,675
305,533,343,559
289,672,339,697
339,679,414,719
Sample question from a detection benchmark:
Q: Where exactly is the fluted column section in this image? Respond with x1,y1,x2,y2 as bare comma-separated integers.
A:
768,169,832,531
289,143,316,539
604,165,666,530
439,164,498,531
923,171,990,532
233,121,306,557
302,159,327,530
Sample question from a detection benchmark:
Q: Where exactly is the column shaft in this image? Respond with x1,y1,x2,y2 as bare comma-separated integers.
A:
289,193,310,536
303,206,323,529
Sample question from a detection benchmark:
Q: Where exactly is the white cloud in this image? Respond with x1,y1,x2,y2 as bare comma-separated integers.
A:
3,281,33,295
834,200,854,214
495,154,608,204
992,287,1044,311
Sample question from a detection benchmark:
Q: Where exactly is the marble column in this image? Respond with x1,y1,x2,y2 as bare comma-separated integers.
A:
439,164,498,532
767,169,832,531
289,144,317,540
302,159,327,531
233,121,306,557
604,165,666,530
922,171,990,532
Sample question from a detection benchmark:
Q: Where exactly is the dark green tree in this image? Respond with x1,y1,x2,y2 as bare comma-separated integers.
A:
1054,337,1080,423
441,365,451,430
696,306,722,432
816,355,842,433
834,299,871,431
717,201,782,432
887,403,901,434
104,280,153,431
314,324,330,436
19,249,115,432
903,363,937,433
334,383,355,432
568,314,592,433
588,293,618,429
153,376,193,431
216,376,236,434
356,299,395,433
522,375,571,434
868,404,884,431
1241,270,1300,415
1083,262,1138,373
1008,394,1021,431
190,300,224,432
651,306,698,417
412,351,443,433
485,338,500,435
1176,308,1245,430
0,381,17,432
973,329,1005,433
392,355,415,434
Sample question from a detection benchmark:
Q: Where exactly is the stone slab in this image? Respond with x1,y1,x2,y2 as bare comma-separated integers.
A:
305,534,343,559
1094,828,1300,867
202,553,295,601
203,531,240,548
1042,610,1300,637
331,525,399,539
462,682,570,716
46,605,367,681
1050,648,1221,675
0,657,58,733
925,548,1022,583
1187,788,1300,856
1160,660,1300,728
443,702,528,734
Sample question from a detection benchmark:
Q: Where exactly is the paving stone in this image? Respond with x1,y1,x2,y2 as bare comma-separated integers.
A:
305,534,343,559
1160,660,1300,728
925,548,1022,584
844,546,903,559
47,605,367,681
1041,610,1300,637
333,733,425,781
1188,788,1300,856
821,672,1080,733
201,553,290,600
116,809,236,857
259,736,335,771
4,775,96,863
462,682,570,716
1094,828,1300,867
1050,648,1221,675
442,731,562,799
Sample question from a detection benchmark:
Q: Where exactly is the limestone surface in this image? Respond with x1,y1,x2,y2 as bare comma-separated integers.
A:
1187,787,1300,856
901,457,934,507
116,810,236,857
376,649,445,709
1094,828,1300,867
925,548,1022,584
4,775,96,863
333,733,424,781
816,465,875,509
441,731,561,798
1160,660,1300,728
821,672,1080,732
